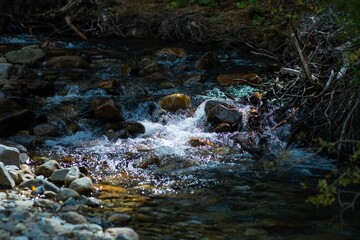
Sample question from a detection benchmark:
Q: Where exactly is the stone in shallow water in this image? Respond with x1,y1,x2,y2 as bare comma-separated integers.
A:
61,211,88,224
56,188,80,202
158,93,191,112
69,177,94,195
50,168,71,184
33,123,60,137
217,73,261,86
195,51,221,70
35,160,61,178
105,227,139,240
91,98,122,122
46,55,90,69
5,45,45,65
64,166,80,186
107,213,131,226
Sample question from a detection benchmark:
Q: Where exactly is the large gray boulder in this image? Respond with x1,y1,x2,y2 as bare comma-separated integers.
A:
0,144,22,167
56,188,80,202
69,177,94,195
0,162,15,189
5,45,45,65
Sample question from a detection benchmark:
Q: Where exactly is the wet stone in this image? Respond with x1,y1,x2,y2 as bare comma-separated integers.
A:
33,123,60,137
56,188,80,202
159,93,191,112
5,45,45,65
34,160,61,178
69,177,94,195
107,213,131,226
46,55,90,69
105,227,139,240
61,211,88,224
50,168,71,184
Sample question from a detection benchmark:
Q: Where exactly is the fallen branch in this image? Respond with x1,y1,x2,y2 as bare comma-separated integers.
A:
64,15,87,40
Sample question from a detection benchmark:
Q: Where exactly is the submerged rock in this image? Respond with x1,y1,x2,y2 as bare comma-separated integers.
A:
217,73,261,86
91,98,122,122
156,47,186,59
5,45,45,65
188,138,214,147
46,55,90,69
33,123,60,137
195,51,221,70
105,227,139,240
159,93,191,112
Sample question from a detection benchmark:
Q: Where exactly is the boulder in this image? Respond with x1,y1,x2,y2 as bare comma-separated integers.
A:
0,63,23,79
0,144,22,167
56,188,80,202
0,162,15,189
205,100,243,125
107,213,131,226
159,93,191,112
105,227,139,240
0,139,28,153
195,51,221,70
121,122,145,136
46,55,90,69
139,56,165,75
5,45,45,65
91,98,122,122
69,177,94,195
61,211,88,224
64,166,80,186
35,160,61,178
106,130,129,140
50,168,71,184
33,123,60,137
217,73,261,86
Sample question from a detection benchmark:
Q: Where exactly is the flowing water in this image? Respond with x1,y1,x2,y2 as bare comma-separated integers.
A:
1,35,358,239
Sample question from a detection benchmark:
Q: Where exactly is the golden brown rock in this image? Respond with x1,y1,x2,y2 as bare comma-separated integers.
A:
188,138,214,147
158,93,191,112
156,47,186,57
217,73,261,86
